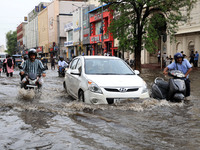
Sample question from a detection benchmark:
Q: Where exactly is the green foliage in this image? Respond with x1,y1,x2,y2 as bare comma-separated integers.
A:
6,30,17,55
100,0,197,69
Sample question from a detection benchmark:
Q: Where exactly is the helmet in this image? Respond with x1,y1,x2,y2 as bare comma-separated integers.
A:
59,56,64,61
28,49,37,58
174,52,183,62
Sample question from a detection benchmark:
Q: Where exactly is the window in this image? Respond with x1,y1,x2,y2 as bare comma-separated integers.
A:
68,30,73,41
95,21,102,35
70,58,79,70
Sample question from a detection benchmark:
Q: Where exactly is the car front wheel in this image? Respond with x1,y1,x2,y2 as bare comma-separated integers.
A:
78,90,85,102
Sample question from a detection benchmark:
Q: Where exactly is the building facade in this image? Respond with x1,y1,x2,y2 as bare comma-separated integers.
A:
47,0,86,59
38,7,49,58
24,2,49,56
17,22,27,54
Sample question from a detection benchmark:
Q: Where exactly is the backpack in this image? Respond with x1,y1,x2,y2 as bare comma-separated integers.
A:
7,58,13,68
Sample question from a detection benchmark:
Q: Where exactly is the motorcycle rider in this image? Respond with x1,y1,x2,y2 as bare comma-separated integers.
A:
20,49,46,88
58,56,68,75
163,52,192,97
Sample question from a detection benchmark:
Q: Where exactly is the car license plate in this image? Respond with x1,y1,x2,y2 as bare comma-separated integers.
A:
114,98,126,103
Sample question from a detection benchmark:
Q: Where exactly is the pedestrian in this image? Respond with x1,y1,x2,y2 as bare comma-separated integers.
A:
3,58,6,73
51,57,55,70
189,50,195,66
181,51,186,58
194,51,199,67
163,52,192,97
157,50,161,63
162,52,167,67
169,55,173,63
4,55,14,77
0,60,3,76
165,56,171,66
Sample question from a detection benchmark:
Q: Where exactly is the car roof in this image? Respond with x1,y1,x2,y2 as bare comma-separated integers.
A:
80,56,120,60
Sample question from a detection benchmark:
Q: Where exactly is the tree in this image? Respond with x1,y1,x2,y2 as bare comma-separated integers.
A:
101,0,197,71
6,30,17,55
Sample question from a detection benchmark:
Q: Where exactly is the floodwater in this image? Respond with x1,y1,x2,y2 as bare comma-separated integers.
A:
0,67,200,150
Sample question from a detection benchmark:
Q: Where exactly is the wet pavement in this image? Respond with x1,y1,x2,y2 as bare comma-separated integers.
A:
0,66,200,149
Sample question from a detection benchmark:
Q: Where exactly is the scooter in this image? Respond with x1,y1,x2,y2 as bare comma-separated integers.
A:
21,73,42,91
151,70,186,102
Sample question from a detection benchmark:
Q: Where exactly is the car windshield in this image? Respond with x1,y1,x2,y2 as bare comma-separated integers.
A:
85,58,134,75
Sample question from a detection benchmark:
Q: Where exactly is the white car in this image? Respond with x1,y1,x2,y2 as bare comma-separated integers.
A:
63,56,149,104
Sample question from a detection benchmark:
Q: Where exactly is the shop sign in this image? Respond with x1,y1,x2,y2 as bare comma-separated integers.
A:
84,34,89,37
73,42,79,45
91,36,100,43
64,41,73,47
74,27,81,32
64,22,73,31
94,13,102,21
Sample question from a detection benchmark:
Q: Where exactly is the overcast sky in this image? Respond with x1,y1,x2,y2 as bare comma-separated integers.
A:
0,0,52,49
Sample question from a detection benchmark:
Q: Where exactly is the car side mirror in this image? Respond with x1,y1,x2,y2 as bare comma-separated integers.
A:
71,69,81,76
134,70,140,75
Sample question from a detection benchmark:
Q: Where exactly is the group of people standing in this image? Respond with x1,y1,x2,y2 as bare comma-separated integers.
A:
0,55,14,77
188,50,199,67
157,50,199,68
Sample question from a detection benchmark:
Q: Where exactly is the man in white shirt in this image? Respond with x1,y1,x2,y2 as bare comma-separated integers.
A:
58,56,68,75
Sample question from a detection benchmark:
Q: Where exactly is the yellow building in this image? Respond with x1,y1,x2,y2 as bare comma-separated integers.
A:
38,8,49,58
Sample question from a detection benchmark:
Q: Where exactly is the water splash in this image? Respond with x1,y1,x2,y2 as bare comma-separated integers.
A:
17,88,36,100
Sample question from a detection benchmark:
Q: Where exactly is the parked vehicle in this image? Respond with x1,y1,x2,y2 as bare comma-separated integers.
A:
0,52,8,62
12,54,22,66
151,70,186,102
63,56,149,104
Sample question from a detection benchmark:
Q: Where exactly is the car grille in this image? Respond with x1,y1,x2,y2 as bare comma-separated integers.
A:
104,88,139,92
106,98,114,104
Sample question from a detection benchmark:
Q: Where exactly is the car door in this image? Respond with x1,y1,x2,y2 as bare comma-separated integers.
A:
66,58,79,96
70,58,82,98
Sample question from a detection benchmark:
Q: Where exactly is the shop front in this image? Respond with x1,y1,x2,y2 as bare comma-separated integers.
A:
64,41,74,60
89,6,117,56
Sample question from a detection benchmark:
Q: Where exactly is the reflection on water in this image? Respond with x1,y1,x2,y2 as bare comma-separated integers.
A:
0,68,200,149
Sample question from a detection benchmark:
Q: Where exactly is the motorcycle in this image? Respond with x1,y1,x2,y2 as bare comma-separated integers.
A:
151,70,186,102
58,66,68,77
21,73,42,91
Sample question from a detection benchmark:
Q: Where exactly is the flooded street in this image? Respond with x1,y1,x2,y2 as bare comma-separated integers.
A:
0,67,200,150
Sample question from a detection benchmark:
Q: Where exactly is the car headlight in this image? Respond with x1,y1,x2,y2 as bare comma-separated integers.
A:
88,80,103,94
141,81,148,94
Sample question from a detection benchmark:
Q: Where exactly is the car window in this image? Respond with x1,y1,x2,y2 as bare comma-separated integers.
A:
85,58,134,75
75,59,82,71
70,58,79,70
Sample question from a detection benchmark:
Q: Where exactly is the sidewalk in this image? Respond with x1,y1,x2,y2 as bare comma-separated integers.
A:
141,63,162,69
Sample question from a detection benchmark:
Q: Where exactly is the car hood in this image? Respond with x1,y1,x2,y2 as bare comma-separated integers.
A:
86,75,144,87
